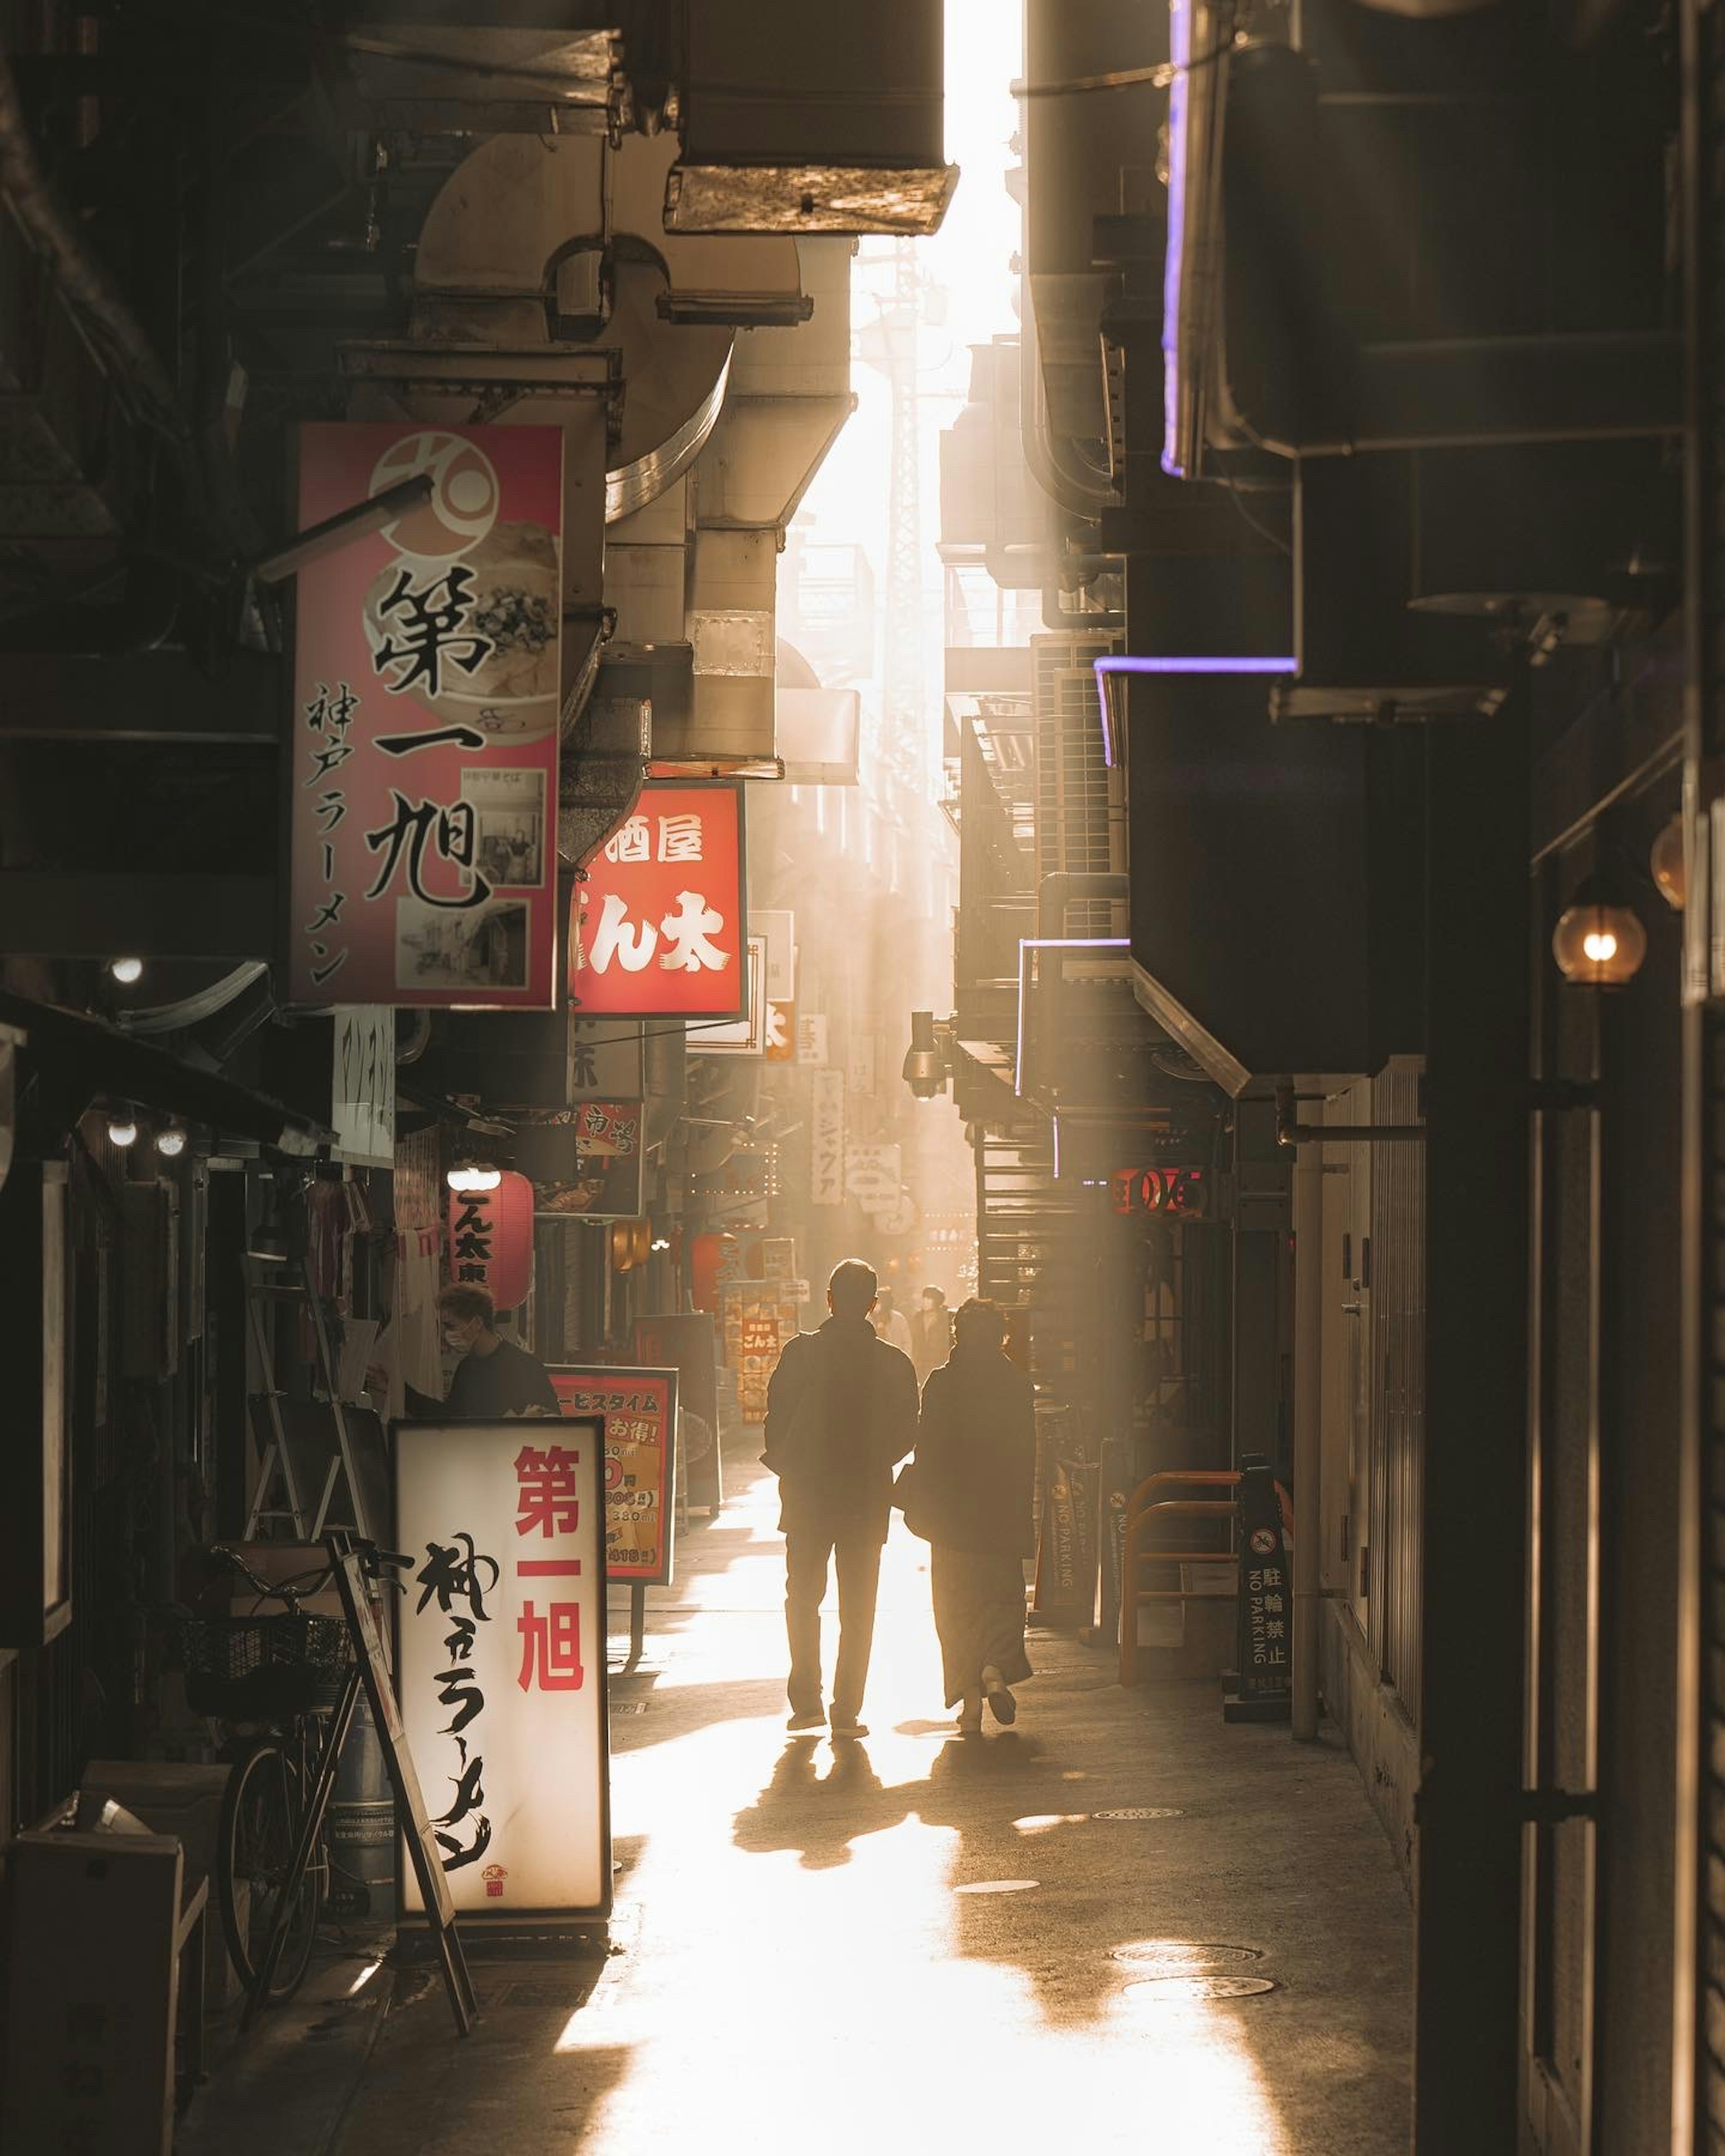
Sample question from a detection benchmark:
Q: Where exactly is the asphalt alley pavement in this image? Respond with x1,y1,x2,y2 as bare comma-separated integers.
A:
181,1456,1412,2156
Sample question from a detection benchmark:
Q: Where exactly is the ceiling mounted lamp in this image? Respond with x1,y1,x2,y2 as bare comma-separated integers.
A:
107,956,144,986
447,1161,503,1193
154,1122,188,1159
105,1104,139,1149
1651,814,1686,911
1552,875,1648,989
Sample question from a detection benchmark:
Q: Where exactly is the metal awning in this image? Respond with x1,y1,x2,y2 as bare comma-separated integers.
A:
0,990,332,1155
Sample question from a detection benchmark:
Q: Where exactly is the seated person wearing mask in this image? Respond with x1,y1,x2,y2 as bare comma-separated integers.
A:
402,1283,561,1419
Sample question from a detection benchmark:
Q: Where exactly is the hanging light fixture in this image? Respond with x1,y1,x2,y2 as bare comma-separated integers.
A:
1552,874,1648,989
1650,814,1687,911
154,1122,188,1159
446,1160,503,1192
107,956,144,986
105,1104,139,1148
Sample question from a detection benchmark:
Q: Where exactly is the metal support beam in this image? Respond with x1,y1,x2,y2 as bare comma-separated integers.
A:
0,874,275,960
1413,698,1530,2152
0,652,280,743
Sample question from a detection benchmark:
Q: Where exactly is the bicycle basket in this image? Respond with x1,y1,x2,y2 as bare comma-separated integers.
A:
177,1613,354,1719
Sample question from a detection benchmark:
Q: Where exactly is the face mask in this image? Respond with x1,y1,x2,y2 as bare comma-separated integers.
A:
442,1326,468,1351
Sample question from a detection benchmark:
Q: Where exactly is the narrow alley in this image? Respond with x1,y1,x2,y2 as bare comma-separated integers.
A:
187,1463,1410,2156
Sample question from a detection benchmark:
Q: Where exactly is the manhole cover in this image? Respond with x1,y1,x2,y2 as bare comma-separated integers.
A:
1111,1942,1264,1974
954,1879,1040,1895
1123,1975,1278,2003
1091,1807,1184,1821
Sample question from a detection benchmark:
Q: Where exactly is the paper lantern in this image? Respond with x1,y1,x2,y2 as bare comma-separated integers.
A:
447,1169,534,1311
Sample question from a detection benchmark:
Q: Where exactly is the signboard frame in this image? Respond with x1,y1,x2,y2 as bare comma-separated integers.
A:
547,1364,679,1587
395,1418,613,1926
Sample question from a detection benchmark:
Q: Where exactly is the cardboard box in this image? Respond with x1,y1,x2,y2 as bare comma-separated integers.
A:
81,1763,234,2007
1,1830,183,2156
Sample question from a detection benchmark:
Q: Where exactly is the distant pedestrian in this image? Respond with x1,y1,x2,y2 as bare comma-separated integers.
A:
902,1297,1036,1732
909,1284,951,1388
763,1259,919,1737
871,1284,915,1360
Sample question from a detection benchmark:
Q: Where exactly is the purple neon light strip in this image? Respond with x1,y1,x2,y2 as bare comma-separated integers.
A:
1163,0,1192,477
1093,654,1297,766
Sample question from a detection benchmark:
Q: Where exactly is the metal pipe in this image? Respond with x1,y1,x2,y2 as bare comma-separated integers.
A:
1275,1082,1425,1149
1291,1113,1323,1741
0,37,185,437
253,473,434,585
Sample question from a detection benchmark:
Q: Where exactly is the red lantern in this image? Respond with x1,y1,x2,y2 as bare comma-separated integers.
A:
447,1169,534,1311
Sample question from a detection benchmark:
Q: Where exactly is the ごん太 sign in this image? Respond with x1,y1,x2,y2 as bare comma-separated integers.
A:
548,1366,677,1586
396,1419,611,1921
288,424,563,1010
569,782,746,1020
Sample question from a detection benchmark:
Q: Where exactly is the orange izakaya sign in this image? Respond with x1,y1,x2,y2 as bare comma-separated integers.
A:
287,424,562,1009
569,782,747,1021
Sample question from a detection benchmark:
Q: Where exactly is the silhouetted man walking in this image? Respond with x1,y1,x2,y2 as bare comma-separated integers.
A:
763,1259,919,1736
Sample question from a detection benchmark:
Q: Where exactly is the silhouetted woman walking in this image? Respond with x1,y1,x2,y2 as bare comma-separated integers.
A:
905,1297,1036,1732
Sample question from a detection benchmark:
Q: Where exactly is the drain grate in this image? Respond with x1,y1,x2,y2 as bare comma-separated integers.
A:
1090,1807,1183,1821
1123,1975,1278,2003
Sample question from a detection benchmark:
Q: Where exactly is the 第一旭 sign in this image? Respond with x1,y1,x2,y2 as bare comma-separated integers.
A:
548,1366,677,1586
570,782,747,1020
288,424,563,1010
396,1419,611,1920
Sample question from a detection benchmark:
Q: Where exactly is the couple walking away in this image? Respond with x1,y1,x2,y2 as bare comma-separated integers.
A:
762,1259,1036,1738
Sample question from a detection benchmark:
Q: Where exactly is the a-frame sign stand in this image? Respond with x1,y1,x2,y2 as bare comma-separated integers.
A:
242,1529,478,2037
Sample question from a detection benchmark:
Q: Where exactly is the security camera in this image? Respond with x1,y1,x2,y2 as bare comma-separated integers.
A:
902,1011,948,1101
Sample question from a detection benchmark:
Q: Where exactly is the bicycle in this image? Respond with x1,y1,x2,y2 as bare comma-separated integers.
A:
175,1546,356,2004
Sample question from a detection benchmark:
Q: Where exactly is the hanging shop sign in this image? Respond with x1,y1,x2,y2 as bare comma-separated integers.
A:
689,937,766,1056
288,424,563,1010
796,1013,828,1066
1225,1454,1293,1725
1109,1166,1207,1219
570,1020,644,1100
396,1419,611,1920
845,1141,902,1216
569,781,746,1020
512,1100,646,1219
810,1069,845,1207
719,1280,806,1425
446,1170,534,1309
637,1312,721,1515
749,909,796,1001
548,1366,677,1586
764,1000,796,1062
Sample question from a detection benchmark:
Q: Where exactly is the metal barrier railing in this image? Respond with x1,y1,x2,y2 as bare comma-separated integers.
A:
1119,1469,1294,1686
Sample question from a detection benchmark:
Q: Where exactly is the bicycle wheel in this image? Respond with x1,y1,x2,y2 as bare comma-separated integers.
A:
217,1739,323,2003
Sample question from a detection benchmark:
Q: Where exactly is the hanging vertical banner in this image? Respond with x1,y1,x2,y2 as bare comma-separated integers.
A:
446,1170,534,1309
810,1069,845,1206
1225,1453,1294,1723
796,1014,828,1066
569,782,747,1020
288,424,563,1009
396,1419,611,1921
330,1007,396,1166
547,1365,677,1586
